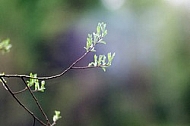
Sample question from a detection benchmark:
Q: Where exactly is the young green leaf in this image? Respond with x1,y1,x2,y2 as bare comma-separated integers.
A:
39,80,45,92
34,80,40,91
101,67,106,72
0,39,12,54
99,41,106,45
27,73,38,87
27,73,46,92
94,54,98,66
84,22,108,52
84,34,93,51
97,25,101,35
53,110,61,122
107,52,115,66
98,55,103,66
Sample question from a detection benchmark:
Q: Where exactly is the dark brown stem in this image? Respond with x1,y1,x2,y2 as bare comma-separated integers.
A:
0,77,46,126
0,51,90,80
21,77,50,125
13,87,27,94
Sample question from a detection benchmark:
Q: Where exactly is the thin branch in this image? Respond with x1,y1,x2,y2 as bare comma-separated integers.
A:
71,66,94,69
21,77,50,125
51,121,56,126
0,51,91,126
0,51,90,80
13,87,27,94
0,22,112,126
37,51,90,80
72,65,109,69
0,77,47,126
13,86,43,94
33,117,36,126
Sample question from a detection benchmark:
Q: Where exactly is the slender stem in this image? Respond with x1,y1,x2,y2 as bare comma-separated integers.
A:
0,77,46,126
0,51,90,80
33,117,36,126
0,51,91,125
72,65,109,69
0,23,110,126
21,77,50,125
13,87,27,94
37,51,90,80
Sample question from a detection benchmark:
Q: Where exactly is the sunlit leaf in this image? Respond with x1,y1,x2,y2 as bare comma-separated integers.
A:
53,110,61,122
0,39,12,54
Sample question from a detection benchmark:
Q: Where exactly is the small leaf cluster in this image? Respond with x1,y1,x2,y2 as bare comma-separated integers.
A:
0,22,114,125
88,52,115,71
84,22,115,71
53,110,62,122
84,22,107,52
0,39,12,54
27,73,45,92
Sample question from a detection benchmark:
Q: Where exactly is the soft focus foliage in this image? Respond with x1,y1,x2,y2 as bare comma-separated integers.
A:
0,39,11,54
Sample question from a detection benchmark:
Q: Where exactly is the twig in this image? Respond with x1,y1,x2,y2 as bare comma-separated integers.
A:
13,87,27,94
0,77,46,126
21,77,50,125
0,51,90,80
0,22,113,126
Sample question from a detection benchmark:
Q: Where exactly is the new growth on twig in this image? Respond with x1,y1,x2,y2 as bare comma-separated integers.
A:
0,22,115,126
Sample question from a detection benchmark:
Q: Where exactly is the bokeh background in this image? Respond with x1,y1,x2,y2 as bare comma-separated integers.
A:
0,0,190,126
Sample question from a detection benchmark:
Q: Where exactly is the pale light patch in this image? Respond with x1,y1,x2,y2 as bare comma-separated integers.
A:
165,0,190,10
101,0,125,11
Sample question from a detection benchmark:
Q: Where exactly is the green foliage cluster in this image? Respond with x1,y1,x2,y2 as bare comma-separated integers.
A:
53,111,62,122
0,22,115,125
0,39,12,54
84,22,107,52
84,22,115,71
88,53,115,71
27,73,46,92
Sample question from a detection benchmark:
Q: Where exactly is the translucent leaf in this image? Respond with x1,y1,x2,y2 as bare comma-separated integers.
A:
88,62,94,67
27,73,37,87
102,55,107,65
85,34,93,51
101,67,106,72
97,25,101,35
88,34,92,37
0,72,5,75
0,39,12,54
84,22,108,52
93,33,99,45
103,30,108,37
94,54,98,66
34,80,40,91
99,41,106,44
53,110,61,122
84,47,88,51
98,55,103,66
107,52,115,66
90,48,96,52
39,80,45,92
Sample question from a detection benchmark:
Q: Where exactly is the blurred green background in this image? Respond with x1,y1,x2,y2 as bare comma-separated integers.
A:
0,0,190,126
